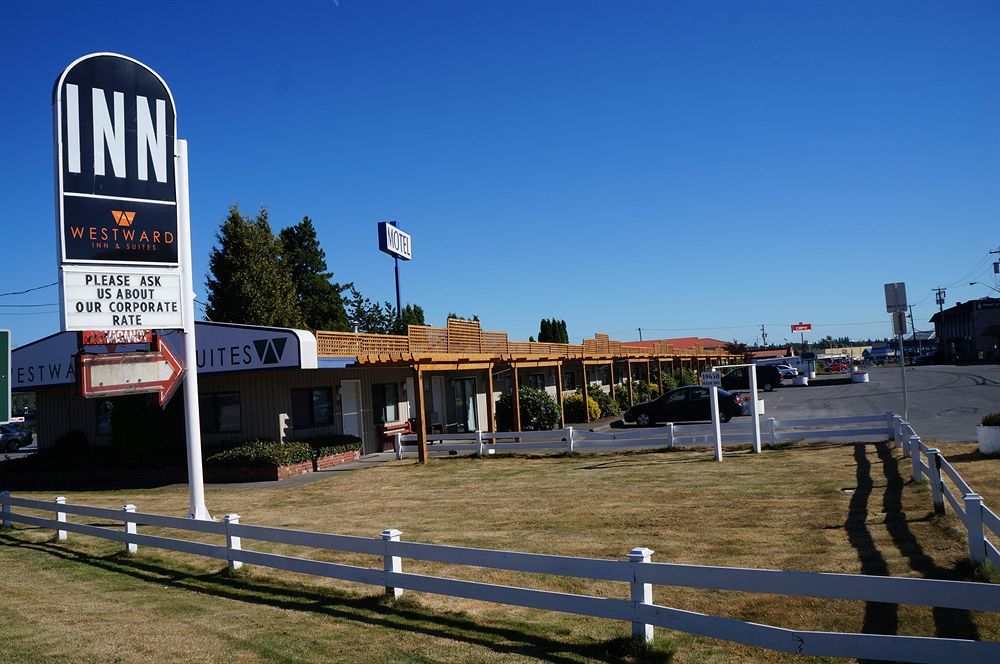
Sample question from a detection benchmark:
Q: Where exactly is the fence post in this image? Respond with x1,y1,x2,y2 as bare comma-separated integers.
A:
55,497,67,541
381,529,404,599
567,427,575,455
925,448,945,515
475,430,484,458
892,415,903,449
394,433,403,461
909,436,922,482
963,494,986,566
885,411,894,442
900,422,911,458
767,417,777,448
627,547,654,643
224,514,243,571
1,490,11,528
122,504,137,554
666,423,674,450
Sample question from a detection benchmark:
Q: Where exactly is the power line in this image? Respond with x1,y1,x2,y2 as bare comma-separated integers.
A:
0,281,59,297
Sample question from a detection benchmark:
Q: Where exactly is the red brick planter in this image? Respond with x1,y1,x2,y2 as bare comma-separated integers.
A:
206,459,313,483
313,449,361,471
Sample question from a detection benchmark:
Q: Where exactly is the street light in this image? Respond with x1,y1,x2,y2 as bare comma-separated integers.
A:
969,281,1000,295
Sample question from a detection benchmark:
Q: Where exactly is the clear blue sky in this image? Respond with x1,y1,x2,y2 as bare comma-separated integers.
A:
2,0,998,348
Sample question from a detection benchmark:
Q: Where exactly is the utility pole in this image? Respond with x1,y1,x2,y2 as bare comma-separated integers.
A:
638,327,643,342
908,305,922,354
760,324,767,348
933,287,946,318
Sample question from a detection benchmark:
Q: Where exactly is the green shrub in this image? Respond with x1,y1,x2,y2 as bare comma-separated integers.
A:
675,368,698,386
292,434,363,459
614,384,631,413
205,440,312,468
982,413,1000,427
496,386,561,431
586,383,620,418
563,392,601,423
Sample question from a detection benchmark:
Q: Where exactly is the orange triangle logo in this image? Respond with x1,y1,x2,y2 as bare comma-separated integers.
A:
110,210,136,227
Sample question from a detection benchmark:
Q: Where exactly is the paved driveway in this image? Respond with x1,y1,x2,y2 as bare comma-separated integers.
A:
761,364,1000,442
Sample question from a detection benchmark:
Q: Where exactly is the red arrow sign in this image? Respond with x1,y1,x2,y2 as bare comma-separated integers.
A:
79,337,186,407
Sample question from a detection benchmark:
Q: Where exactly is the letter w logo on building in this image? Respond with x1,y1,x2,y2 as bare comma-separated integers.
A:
253,337,287,365
111,210,136,227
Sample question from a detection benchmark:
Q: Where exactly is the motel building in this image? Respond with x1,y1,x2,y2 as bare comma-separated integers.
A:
13,319,737,457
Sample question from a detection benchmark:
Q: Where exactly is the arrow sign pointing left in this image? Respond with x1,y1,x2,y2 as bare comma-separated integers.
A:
79,337,186,407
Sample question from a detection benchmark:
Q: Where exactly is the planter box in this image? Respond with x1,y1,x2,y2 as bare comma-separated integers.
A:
206,459,313,483
978,426,1000,456
851,372,870,383
314,449,361,471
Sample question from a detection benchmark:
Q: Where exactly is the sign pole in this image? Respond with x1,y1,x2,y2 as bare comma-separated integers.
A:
710,385,722,462
394,255,402,321
898,331,908,422
748,366,761,454
177,140,210,521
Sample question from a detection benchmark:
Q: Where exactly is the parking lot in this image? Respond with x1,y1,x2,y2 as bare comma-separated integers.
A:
759,364,1000,442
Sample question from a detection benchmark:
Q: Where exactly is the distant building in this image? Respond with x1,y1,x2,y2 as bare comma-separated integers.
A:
929,297,1000,363
750,347,796,360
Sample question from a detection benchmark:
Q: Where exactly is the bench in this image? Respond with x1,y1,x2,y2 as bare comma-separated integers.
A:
378,421,413,451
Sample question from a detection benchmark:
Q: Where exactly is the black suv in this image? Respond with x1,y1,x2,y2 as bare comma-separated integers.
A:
720,365,783,392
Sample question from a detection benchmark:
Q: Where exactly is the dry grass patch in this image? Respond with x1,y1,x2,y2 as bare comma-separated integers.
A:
1,441,998,663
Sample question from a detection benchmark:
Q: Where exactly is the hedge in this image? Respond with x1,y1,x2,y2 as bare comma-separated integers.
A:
586,384,620,418
496,386,561,431
563,392,600,423
982,412,1000,427
205,440,312,468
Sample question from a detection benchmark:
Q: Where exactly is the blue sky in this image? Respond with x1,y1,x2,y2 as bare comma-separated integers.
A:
2,0,998,348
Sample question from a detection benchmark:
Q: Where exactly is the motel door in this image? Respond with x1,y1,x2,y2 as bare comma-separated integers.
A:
341,379,362,442
450,377,478,433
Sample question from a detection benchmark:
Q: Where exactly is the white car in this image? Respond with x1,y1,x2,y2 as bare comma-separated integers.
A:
775,364,798,378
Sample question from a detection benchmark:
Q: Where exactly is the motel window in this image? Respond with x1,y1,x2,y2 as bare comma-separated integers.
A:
372,383,399,425
562,370,577,391
291,387,333,428
527,373,546,390
199,392,241,434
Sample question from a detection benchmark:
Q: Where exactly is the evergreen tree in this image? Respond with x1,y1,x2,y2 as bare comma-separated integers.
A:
539,319,552,342
278,217,350,331
345,287,392,333
389,303,426,335
559,320,569,343
205,205,304,327
537,318,568,343
447,313,479,322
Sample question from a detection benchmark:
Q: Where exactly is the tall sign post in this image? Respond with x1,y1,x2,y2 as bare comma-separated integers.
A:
884,282,909,421
377,221,412,320
0,330,10,424
53,53,209,520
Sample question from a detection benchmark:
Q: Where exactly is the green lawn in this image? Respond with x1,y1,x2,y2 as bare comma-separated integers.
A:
1,441,997,663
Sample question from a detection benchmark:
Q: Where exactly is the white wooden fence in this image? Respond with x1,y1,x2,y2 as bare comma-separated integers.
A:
890,415,1000,570
1,491,997,662
395,412,896,458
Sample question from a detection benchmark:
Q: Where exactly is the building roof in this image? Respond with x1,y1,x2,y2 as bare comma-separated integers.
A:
750,347,796,359
628,337,729,350
930,297,1000,323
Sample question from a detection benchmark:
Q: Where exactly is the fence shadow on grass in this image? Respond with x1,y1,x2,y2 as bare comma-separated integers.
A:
874,443,980,641
0,534,673,664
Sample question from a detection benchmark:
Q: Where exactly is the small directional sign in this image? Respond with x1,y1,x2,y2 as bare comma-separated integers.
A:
79,337,184,407
700,371,722,388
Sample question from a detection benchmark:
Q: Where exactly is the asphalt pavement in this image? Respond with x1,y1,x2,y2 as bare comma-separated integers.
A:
760,364,1000,442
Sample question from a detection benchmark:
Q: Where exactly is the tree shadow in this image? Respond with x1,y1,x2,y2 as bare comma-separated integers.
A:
0,534,672,663
874,443,980,640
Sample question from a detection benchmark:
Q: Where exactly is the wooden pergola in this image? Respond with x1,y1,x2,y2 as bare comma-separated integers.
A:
316,321,736,464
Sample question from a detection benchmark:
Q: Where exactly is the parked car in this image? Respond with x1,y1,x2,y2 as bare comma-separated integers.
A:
623,386,744,426
0,424,32,452
775,364,798,378
720,365,783,392
827,362,849,373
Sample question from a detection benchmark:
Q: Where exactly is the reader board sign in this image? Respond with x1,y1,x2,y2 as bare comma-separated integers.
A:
377,221,412,261
54,53,178,266
700,371,722,388
61,265,183,331
791,322,811,332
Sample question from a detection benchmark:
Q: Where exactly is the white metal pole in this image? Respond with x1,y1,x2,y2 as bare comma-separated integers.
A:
897,332,908,422
176,139,211,521
748,365,761,454
710,386,722,462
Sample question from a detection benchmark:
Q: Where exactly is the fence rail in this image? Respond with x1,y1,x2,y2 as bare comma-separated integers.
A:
1,492,997,663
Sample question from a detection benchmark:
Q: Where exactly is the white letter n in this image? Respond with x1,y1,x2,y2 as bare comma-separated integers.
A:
136,95,167,183
92,88,125,178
